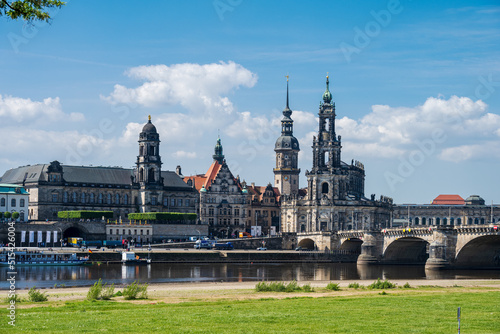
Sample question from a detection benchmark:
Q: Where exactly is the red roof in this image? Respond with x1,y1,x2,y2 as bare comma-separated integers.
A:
431,194,464,205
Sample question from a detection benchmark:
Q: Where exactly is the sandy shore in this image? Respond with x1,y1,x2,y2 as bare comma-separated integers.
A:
10,279,500,306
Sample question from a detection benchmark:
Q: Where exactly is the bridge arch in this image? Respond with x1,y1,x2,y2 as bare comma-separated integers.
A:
340,238,363,253
383,237,429,264
297,238,315,250
455,235,500,268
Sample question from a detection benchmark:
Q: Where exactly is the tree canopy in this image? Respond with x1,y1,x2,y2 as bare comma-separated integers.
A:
0,0,65,22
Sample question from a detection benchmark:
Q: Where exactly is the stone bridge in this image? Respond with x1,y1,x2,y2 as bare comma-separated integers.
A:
292,225,500,269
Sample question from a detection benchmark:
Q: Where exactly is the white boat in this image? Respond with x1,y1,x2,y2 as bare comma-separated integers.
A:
121,251,151,265
0,249,89,266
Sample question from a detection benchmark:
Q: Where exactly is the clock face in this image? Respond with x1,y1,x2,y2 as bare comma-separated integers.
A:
284,176,289,181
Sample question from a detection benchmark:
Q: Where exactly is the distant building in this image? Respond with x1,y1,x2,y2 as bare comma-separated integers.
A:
0,184,29,221
0,117,197,221
184,138,251,238
393,194,499,227
280,76,392,233
247,183,281,236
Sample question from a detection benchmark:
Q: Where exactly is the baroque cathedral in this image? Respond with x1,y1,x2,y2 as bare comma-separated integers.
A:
277,76,393,233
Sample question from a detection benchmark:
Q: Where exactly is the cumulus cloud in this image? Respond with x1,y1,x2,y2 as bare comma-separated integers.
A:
336,95,499,161
0,95,84,122
102,61,258,114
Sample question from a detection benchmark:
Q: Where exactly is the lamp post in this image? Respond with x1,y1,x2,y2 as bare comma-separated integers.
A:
58,227,63,250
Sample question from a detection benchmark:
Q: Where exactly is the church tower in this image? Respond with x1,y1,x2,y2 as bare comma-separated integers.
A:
274,77,300,196
136,115,163,189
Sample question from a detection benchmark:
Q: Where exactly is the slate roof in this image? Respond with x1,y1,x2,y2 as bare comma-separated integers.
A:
0,163,191,189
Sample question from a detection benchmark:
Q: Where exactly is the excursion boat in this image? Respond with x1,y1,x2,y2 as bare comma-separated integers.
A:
0,249,89,266
121,251,151,265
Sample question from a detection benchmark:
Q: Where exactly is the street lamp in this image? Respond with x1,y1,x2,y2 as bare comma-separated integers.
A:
58,227,63,250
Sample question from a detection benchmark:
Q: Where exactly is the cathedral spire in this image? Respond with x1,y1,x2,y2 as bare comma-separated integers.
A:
213,136,225,164
283,75,292,117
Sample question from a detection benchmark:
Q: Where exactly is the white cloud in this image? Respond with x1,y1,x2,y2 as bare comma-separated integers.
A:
102,61,258,114
335,95,499,162
172,151,197,159
0,95,84,123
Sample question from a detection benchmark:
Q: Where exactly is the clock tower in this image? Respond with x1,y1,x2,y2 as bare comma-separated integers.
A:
274,77,300,196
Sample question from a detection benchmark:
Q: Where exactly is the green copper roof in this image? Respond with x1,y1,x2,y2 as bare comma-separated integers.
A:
0,183,29,194
322,75,332,103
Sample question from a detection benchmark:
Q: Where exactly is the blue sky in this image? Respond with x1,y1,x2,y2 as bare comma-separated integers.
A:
0,0,499,204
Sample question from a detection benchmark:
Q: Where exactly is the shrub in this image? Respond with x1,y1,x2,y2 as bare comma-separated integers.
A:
379,291,389,295
87,279,103,301
122,281,148,300
5,293,22,303
403,282,411,289
285,280,301,293
101,284,115,300
348,282,363,289
28,287,48,302
302,284,314,292
326,282,341,291
12,212,19,219
255,281,303,293
128,212,197,223
368,278,396,290
58,211,113,220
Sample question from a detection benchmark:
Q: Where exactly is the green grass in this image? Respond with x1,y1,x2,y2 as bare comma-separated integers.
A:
1,291,499,333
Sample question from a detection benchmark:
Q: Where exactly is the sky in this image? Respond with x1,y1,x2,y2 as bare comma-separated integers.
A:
0,0,499,204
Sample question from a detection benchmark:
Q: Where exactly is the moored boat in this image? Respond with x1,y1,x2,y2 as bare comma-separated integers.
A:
121,251,151,265
0,249,89,266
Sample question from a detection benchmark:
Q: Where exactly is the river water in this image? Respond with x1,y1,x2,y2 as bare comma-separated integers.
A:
2,263,500,289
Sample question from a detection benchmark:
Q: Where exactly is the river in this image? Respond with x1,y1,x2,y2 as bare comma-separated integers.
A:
2,263,500,289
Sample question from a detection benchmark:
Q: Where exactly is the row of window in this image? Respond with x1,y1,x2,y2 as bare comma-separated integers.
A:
153,197,191,207
55,192,130,205
108,228,150,236
203,197,249,204
208,218,241,225
411,217,498,225
0,198,26,207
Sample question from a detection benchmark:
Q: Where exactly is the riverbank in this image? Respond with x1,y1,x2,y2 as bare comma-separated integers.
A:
2,280,500,333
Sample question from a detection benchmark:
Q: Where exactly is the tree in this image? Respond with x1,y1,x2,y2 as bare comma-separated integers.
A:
0,0,65,22
4,211,11,219
12,212,20,220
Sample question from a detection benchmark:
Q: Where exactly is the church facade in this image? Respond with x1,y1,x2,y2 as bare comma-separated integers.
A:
0,117,198,221
279,77,393,233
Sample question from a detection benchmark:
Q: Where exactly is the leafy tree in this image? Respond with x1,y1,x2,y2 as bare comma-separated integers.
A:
0,0,65,22
12,212,19,219
4,211,11,219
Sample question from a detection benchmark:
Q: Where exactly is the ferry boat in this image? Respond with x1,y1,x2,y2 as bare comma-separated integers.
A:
0,249,89,266
121,251,151,265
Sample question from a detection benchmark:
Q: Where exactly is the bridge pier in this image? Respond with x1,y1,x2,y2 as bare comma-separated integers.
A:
357,231,383,265
425,228,456,270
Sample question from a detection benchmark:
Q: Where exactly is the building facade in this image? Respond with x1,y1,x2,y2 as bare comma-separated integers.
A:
0,117,197,221
281,76,393,233
247,183,281,236
392,194,500,227
0,184,29,221
184,138,251,238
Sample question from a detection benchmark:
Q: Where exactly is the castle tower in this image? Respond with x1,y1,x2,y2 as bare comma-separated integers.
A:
213,136,225,163
274,76,300,196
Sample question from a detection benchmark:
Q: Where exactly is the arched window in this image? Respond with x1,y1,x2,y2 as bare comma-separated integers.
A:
139,168,144,182
81,193,86,203
72,192,77,203
98,193,103,204
436,217,440,225
115,194,120,205
414,217,419,225
11,198,16,207
0,198,5,206
422,217,426,225
124,194,128,205
468,217,473,225
474,218,479,225
480,218,485,224
63,192,68,203
457,218,461,225
90,193,95,203
20,199,25,207
148,168,156,182
107,194,112,205
443,218,447,225
322,182,329,194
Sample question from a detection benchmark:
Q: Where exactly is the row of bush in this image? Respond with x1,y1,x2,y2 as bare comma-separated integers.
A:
87,279,148,301
128,212,197,222
6,280,149,303
58,211,114,219
255,279,411,293
0,211,20,219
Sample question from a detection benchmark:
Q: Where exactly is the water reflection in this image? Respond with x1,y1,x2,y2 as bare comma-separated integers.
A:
2,263,500,289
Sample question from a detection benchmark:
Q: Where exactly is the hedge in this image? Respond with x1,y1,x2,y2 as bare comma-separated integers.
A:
128,212,197,222
58,211,114,219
